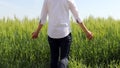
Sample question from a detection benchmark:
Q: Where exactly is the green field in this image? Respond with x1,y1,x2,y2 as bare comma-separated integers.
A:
0,16,120,68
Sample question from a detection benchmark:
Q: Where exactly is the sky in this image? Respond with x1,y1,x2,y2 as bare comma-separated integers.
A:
0,0,120,20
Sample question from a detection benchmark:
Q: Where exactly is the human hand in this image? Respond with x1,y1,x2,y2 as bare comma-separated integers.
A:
32,31,39,39
86,31,93,40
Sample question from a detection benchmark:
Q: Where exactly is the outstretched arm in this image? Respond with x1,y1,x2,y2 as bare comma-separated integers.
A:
32,0,48,39
68,0,93,40
32,21,43,39
77,21,93,40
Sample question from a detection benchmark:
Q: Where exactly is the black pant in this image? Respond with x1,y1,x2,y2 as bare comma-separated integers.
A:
48,33,72,68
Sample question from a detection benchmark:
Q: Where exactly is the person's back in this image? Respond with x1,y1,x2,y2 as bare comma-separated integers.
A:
42,0,71,38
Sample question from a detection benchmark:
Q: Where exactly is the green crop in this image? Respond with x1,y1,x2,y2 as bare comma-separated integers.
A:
0,16,120,68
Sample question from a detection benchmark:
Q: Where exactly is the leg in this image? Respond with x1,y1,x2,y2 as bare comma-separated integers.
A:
48,36,59,68
59,33,72,68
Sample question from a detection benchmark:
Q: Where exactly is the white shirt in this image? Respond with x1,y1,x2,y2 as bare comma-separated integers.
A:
40,0,82,38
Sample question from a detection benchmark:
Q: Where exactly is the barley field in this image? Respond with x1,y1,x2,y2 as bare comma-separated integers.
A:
0,16,120,68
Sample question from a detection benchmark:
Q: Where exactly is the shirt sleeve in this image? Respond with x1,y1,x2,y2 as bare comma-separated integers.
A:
40,0,48,24
68,0,82,23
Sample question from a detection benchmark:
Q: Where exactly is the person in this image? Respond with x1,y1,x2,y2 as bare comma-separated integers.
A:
32,0,93,68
